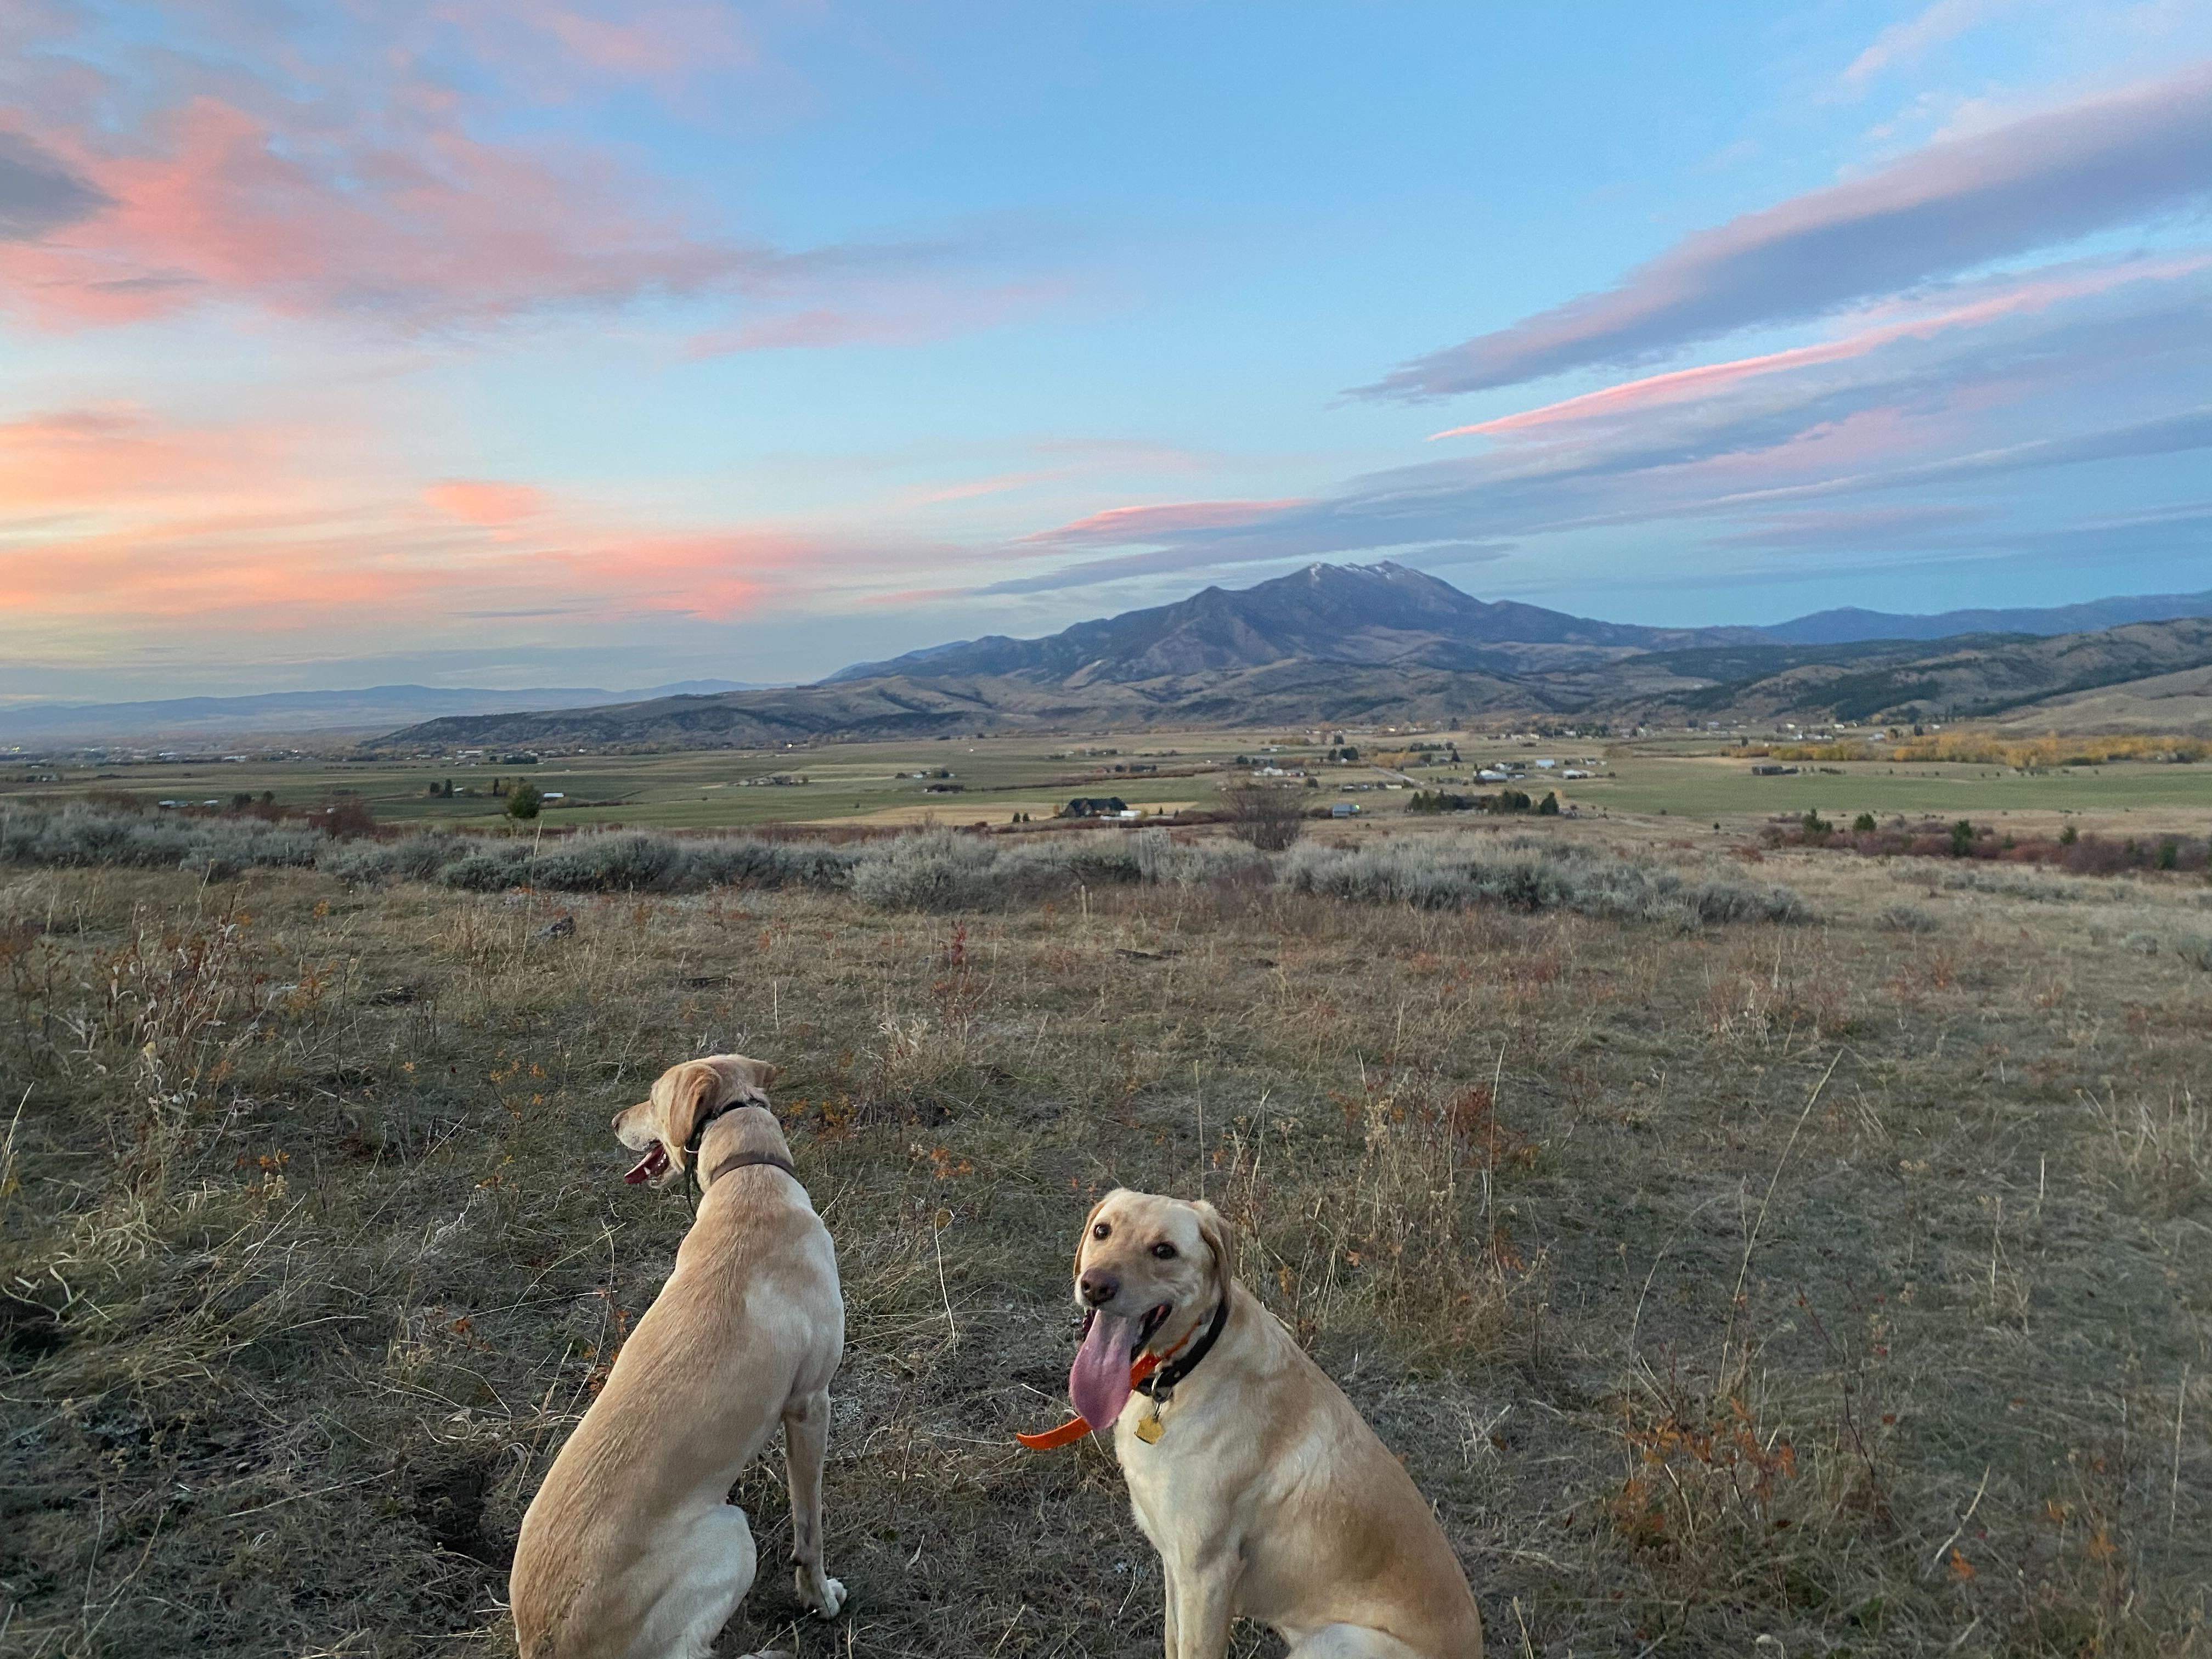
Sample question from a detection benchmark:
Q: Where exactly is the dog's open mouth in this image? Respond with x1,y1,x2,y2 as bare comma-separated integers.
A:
622,1142,670,1185
1068,1301,1172,1433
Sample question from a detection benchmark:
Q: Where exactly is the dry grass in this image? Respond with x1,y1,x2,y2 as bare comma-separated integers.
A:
1,823,2208,1657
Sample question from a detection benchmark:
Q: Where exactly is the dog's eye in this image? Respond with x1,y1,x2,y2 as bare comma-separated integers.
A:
1152,1242,1177,1260
1092,1222,1111,1240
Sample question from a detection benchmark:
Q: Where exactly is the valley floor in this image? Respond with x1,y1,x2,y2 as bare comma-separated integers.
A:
15,729,2212,837
2,822,2208,1656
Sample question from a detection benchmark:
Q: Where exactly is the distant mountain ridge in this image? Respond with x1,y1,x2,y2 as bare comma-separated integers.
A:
827,561,1760,683
1765,589,2212,645
0,680,765,743
381,614,2212,752
378,565,2212,749
31,564,2212,751
828,565,2212,683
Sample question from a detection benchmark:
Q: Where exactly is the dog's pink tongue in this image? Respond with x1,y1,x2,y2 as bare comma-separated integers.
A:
1069,1313,1138,1433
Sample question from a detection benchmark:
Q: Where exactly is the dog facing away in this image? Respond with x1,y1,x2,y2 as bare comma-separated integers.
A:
511,1056,847,1659
1064,1189,1483,1659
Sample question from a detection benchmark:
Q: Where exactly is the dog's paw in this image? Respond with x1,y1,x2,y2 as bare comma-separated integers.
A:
794,1568,848,1619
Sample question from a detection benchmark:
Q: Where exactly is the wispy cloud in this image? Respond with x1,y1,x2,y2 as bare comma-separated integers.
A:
1017,499,1309,550
1836,0,2028,93
0,95,949,331
1429,254,2210,439
0,402,936,645
974,540,1512,597
991,260,2212,598
1359,60,2212,400
685,277,1072,356
0,403,309,517
1684,407,2212,517
425,480,549,526
1703,505,1989,549
0,5,1068,339
0,128,109,240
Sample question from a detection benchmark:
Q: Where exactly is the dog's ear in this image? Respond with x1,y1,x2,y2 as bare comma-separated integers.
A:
1192,1199,1238,1290
1073,1193,1112,1284
663,1062,726,1176
711,1053,780,1093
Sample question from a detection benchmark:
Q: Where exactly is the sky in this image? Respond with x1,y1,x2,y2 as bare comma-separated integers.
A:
3,1,2210,700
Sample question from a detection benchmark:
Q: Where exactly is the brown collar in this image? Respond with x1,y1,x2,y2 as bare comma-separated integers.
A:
705,1148,798,1187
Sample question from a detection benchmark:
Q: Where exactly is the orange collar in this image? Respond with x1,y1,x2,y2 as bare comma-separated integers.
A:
1015,1314,1200,1451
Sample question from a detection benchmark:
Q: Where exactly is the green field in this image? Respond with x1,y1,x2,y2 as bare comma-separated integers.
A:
1,736,1274,829
1561,751,2212,831
13,729,2212,834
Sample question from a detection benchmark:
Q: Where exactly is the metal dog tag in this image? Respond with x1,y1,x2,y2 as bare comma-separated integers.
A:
1136,1407,1164,1444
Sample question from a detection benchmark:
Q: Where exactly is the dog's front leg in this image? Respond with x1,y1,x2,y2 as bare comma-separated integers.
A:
781,1388,848,1619
1164,1550,1237,1659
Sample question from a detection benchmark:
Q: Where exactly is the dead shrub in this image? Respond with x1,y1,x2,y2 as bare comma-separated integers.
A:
1222,782,1309,852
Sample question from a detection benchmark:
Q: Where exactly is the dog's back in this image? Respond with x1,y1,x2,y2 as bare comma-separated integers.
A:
513,1148,842,1659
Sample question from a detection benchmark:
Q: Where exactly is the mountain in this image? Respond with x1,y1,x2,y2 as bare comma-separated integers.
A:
379,659,1552,752
1604,620,2212,727
376,565,2212,751
0,680,766,744
1985,660,2212,737
1765,589,2212,645
381,618,2212,752
826,561,1760,683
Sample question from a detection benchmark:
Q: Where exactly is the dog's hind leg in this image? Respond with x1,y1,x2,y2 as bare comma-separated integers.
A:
780,1388,848,1619
650,1503,759,1659
1285,1626,1432,1659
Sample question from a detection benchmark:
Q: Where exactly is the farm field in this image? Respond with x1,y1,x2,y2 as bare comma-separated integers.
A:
1569,752,2212,834
0,735,1269,830
13,729,2212,837
1,813,2207,1657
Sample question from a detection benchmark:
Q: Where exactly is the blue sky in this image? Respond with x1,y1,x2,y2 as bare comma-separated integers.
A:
3,0,2209,697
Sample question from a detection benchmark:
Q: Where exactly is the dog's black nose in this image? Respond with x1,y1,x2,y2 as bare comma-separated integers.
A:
1079,1271,1119,1307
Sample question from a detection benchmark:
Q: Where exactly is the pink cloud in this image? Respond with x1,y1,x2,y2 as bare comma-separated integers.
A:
0,509,471,622
903,468,1074,507
426,479,550,525
1018,498,1309,550
421,0,776,104
0,96,751,330
1363,61,2212,398
524,4,760,82
0,506,823,633
0,402,930,641
1431,255,2210,440
541,532,827,622
0,8,1053,340
0,403,326,518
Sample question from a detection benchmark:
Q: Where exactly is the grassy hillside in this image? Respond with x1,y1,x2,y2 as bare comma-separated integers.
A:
376,621,2212,755
379,661,1556,752
1626,621,2212,726
1989,662,2212,737
2,820,2207,1656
